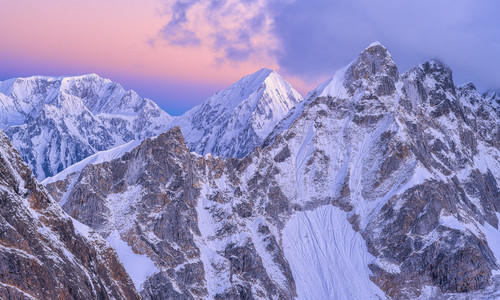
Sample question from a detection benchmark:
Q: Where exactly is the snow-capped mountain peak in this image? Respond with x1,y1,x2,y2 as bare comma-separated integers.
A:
343,41,399,95
172,68,303,158
1,74,172,179
265,42,399,146
367,40,383,48
309,42,397,101
43,42,500,299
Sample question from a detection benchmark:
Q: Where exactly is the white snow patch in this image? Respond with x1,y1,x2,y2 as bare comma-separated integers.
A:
106,231,158,290
416,285,441,299
374,258,401,274
194,183,233,297
440,214,466,231
196,240,232,297
71,218,91,239
282,205,386,299
367,41,383,48
481,213,500,276
318,64,350,98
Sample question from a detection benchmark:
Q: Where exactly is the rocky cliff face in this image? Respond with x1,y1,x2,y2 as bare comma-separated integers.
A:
46,43,500,299
46,128,300,299
0,130,140,299
483,90,500,118
0,74,172,180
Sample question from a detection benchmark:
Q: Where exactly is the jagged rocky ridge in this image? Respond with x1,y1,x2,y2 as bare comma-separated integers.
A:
0,74,173,180
45,42,500,299
0,130,140,299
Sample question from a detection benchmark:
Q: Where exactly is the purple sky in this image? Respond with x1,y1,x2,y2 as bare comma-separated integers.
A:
0,0,499,115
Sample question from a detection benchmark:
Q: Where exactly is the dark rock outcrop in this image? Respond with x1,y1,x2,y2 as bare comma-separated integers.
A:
0,130,140,300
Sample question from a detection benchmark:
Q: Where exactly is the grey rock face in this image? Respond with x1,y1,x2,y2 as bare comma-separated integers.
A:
0,130,140,300
344,42,399,96
367,180,496,297
46,43,500,299
141,272,192,300
483,90,500,117
458,84,500,149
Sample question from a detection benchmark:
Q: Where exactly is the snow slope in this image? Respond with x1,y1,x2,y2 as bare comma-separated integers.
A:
43,139,142,185
107,231,158,290
282,205,385,299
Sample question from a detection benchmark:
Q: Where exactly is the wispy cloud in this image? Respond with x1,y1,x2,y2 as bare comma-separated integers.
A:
158,0,278,64
160,0,201,46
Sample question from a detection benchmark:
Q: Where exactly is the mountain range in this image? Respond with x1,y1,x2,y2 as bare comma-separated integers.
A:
0,74,172,180
1,42,500,299
0,70,302,181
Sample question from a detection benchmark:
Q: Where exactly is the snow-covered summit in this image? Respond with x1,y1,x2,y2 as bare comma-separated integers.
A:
43,41,500,299
307,41,398,101
0,73,158,128
343,41,399,95
264,42,398,146
367,41,383,48
1,74,172,179
1,69,302,179
171,68,303,158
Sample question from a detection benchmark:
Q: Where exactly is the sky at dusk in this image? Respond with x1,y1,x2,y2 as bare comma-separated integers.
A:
1,0,499,115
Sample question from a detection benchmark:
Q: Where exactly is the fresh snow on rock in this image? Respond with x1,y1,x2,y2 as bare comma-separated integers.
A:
43,139,142,186
2,69,301,180
0,130,140,299
38,42,500,299
317,64,351,98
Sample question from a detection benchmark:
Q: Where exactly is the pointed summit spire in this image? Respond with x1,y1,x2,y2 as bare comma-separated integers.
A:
344,42,399,96
307,42,399,100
